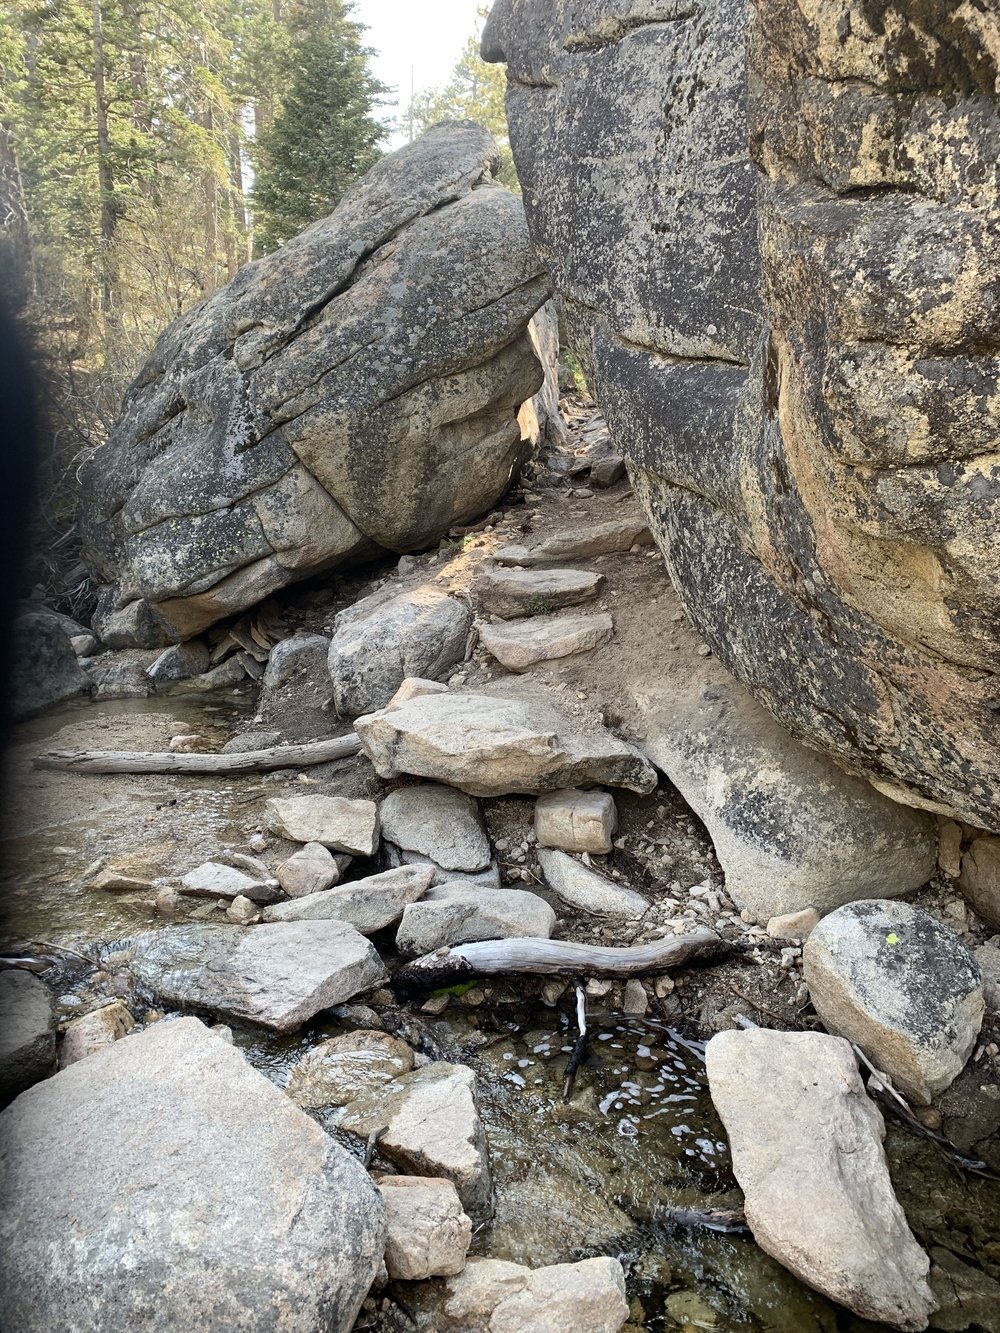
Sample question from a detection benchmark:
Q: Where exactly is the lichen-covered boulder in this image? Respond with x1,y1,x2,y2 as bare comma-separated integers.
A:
81,122,550,644
483,2,1000,833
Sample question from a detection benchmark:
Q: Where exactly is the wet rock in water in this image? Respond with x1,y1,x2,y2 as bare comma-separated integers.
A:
474,567,604,619
767,908,820,942
340,1061,492,1220
408,1255,629,1333
377,1176,472,1281
379,784,491,874
0,972,56,1105
90,869,156,893
265,795,380,856
59,1001,134,1068
9,610,91,718
146,640,211,683
329,585,472,718
396,882,555,957
276,842,342,897
803,901,984,1105
81,123,548,643
263,865,434,935
481,0,1000,834
633,670,937,920
928,1246,1000,1333
538,848,649,919
705,1028,933,1331
479,612,614,672
958,836,1000,930
179,860,281,905
523,517,652,564
127,921,386,1032
0,1018,384,1331
535,788,617,854
286,1030,415,1109
356,691,657,797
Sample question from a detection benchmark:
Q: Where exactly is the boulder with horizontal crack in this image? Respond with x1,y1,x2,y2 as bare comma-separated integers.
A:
80,121,550,643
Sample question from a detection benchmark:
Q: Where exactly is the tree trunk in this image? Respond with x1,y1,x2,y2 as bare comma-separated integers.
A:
91,0,117,318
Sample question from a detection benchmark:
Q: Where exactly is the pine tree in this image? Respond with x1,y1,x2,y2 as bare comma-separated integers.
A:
251,0,385,252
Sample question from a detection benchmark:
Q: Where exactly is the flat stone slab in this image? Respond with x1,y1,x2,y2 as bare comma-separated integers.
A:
528,517,652,563
340,1062,492,1219
803,900,984,1104
0,1018,384,1331
535,788,617,854
262,866,434,934
0,972,55,1105
396,882,556,956
706,1028,933,1330
127,921,387,1031
379,784,491,872
475,567,604,619
179,861,281,905
537,848,649,918
265,796,380,856
479,612,614,671
356,691,657,797
287,1030,415,1109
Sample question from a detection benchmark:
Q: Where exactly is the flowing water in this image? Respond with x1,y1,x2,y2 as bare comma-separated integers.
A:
3,695,998,1332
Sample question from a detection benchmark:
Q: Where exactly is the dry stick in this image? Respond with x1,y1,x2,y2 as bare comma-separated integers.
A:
729,983,789,1027
391,930,726,1000
31,734,362,775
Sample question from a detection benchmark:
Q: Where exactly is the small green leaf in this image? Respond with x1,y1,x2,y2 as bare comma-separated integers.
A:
885,932,900,945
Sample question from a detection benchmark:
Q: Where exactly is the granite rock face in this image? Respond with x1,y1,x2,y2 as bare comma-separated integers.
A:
484,2,1000,832
81,122,550,642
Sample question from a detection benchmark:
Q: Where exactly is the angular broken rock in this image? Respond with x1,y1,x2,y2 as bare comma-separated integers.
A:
179,861,281,905
379,784,490,873
385,844,502,889
541,847,650,922
386,676,449,709
329,584,472,718
59,1001,134,1068
479,612,613,672
127,921,387,1032
705,1028,933,1331
395,882,556,957
265,796,380,856
525,516,651,564
537,848,648,919
276,842,342,898
355,692,657,797
475,567,604,619
803,900,984,1105
412,1255,629,1333
535,788,617,854
0,1018,384,1331
286,1030,415,1109
263,865,434,935
377,1176,472,1281
632,670,937,920
340,1061,492,1219
0,972,55,1105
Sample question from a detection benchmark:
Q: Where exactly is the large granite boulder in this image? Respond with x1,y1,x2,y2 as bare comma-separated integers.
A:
0,1018,384,1331
81,122,551,643
9,610,90,718
483,3,1000,833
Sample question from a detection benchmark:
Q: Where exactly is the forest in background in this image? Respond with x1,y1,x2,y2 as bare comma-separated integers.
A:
0,0,509,608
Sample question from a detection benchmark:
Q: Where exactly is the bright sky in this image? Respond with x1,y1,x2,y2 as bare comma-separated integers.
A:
353,0,489,146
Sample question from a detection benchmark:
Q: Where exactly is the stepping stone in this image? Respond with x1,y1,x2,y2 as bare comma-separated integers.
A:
528,516,651,562
538,848,649,918
802,900,984,1104
355,691,657,797
379,784,491,872
706,1028,933,1329
535,788,617,853
179,861,281,905
377,1176,472,1281
340,1062,492,1219
475,567,603,619
265,796,380,856
276,843,343,898
262,866,434,934
127,921,387,1032
0,1018,383,1330
396,882,555,957
286,1030,415,1109
479,612,613,671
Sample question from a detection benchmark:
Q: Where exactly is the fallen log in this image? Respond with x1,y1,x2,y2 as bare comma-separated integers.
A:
391,929,726,999
32,734,362,775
